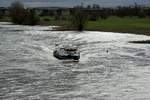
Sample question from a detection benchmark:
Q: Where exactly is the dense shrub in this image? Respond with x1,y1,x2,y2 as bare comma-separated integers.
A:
70,9,87,31
89,15,98,21
9,1,39,25
44,18,50,21
26,9,40,25
9,1,26,24
0,10,4,19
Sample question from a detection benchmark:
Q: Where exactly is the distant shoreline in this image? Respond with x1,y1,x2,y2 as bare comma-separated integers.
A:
50,16,150,36
1,16,150,37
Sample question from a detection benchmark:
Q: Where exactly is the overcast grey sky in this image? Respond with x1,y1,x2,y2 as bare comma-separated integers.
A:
0,0,150,7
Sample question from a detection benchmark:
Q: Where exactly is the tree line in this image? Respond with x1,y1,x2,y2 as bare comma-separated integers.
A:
73,3,150,21
6,1,150,31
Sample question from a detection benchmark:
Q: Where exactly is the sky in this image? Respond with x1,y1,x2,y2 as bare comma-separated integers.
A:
0,0,150,7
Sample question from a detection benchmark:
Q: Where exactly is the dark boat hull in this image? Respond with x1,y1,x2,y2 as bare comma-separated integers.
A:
53,51,80,60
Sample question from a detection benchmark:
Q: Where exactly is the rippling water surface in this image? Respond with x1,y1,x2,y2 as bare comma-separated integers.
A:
1,22,150,100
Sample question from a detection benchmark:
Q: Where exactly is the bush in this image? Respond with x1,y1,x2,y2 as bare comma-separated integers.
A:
0,12,3,19
70,9,87,31
26,9,40,25
89,15,98,21
9,1,39,25
43,17,50,21
9,1,26,24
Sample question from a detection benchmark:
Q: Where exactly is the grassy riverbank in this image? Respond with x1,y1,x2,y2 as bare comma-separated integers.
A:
1,16,150,36
40,16,150,35
86,16,150,35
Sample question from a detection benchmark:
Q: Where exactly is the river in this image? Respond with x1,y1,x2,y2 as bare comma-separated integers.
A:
0,22,150,100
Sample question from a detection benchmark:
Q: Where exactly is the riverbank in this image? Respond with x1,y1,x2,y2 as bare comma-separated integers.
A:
1,16,150,36
52,16,150,36
0,17,11,22
86,16,150,36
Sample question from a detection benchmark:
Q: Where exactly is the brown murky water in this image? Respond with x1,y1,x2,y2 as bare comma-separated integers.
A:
0,22,150,100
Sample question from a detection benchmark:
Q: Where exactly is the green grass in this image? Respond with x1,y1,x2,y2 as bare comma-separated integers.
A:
42,16,150,35
86,16,150,35
2,16,150,35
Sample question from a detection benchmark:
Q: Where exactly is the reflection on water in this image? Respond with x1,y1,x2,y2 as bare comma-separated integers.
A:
0,22,150,100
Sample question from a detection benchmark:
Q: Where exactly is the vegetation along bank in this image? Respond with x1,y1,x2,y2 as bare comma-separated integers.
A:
0,1,150,35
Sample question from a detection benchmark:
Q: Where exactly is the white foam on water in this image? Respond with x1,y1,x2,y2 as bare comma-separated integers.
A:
1,22,150,100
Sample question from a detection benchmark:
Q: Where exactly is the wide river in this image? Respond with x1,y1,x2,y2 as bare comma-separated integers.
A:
1,22,150,100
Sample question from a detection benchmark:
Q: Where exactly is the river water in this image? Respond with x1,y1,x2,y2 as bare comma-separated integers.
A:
0,22,150,100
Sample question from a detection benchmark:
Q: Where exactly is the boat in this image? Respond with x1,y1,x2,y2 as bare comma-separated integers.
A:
53,45,80,60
